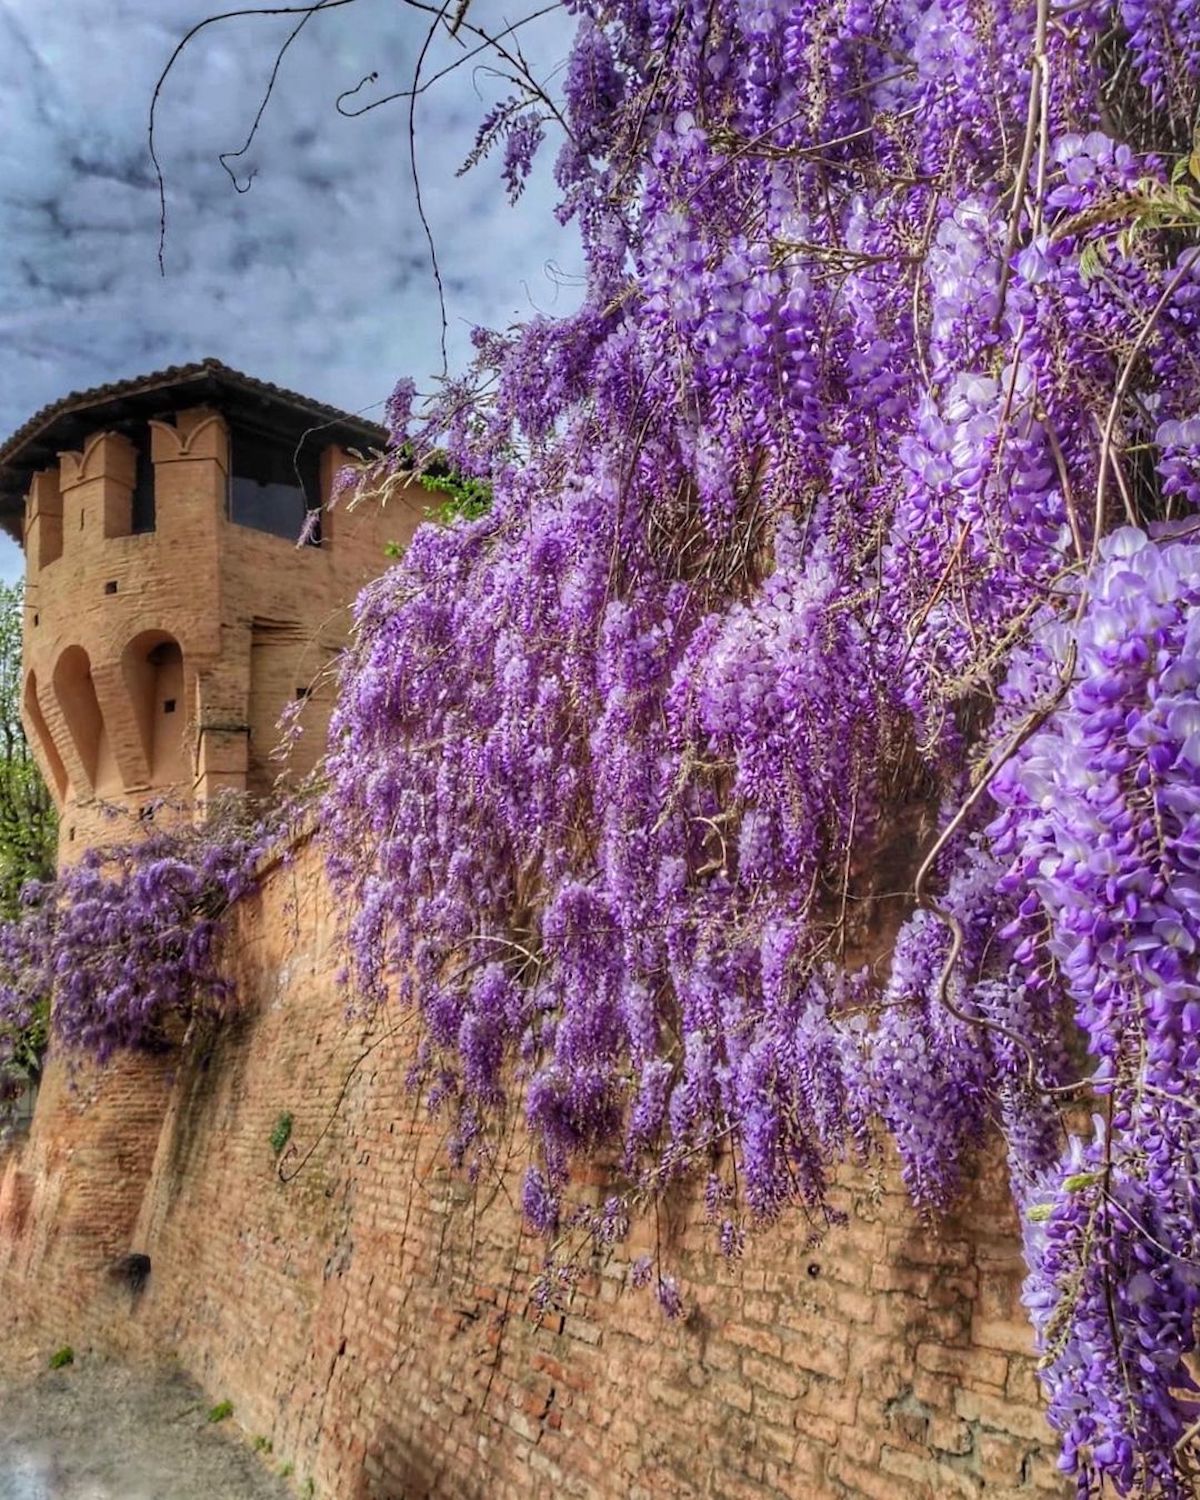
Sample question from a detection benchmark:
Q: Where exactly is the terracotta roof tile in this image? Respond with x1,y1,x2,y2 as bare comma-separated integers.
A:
0,358,389,535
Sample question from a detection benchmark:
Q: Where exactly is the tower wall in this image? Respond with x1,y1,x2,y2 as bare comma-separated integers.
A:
2,383,427,1344
19,404,425,859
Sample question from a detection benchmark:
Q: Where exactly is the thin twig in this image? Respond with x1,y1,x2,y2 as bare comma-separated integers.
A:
1091,255,1196,568
914,640,1077,1080
148,0,361,274
218,0,338,191
995,0,1049,327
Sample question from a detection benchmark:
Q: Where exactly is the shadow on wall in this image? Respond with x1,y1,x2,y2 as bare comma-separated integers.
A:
52,644,104,792
157,1011,252,1216
121,631,186,788
23,671,67,801
351,1417,459,1500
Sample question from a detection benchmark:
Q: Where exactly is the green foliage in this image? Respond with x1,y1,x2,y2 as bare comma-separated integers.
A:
4,994,48,1086
269,1111,294,1157
1073,165,1200,282
253,1435,273,1453
418,466,493,526
206,1400,234,1423
397,442,495,525
0,582,55,920
359,444,494,548
48,1345,74,1369
0,582,56,1101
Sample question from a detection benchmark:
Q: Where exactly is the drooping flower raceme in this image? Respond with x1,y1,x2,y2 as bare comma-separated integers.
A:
0,801,271,1095
320,3,1200,1493
986,530,1200,1498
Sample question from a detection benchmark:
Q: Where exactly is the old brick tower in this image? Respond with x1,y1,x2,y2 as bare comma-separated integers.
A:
0,361,425,1331
0,358,420,857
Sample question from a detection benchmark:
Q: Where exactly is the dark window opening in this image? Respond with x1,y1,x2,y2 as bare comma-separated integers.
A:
131,425,156,534
163,699,176,714
33,614,38,627
295,685,312,701
104,580,118,595
228,426,322,544
68,827,75,842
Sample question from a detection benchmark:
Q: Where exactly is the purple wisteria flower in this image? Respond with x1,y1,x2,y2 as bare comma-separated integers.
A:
319,1,1200,1490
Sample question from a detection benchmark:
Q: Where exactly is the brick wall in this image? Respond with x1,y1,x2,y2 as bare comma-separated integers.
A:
0,1048,174,1338
0,838,1068,1500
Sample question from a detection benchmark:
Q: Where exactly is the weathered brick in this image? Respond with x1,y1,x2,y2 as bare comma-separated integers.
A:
741,1354,805,1401
955,1387,1051,1444
831,1450,932,1500
0,783,1072,1500
971,1315,1037,1356
1005,1354,1043,1405
978,1430,1034,1486
779,1321,849,1380
928,1414,974,1457
916,1341,1007,1389
726,1322,783,1360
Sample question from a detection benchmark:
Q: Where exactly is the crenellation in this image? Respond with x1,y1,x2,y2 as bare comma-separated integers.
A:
148,408,229,468
24,467,63,571
57,431,138,545
58,429,137,490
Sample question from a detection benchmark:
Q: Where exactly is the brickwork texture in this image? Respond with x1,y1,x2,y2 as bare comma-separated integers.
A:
0,836,1069,1500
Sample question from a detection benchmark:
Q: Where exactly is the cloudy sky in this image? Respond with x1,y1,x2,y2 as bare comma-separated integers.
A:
0,0,580,581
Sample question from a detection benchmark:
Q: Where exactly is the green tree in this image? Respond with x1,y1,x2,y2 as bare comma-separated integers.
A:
0,582,55,917
0,580,55,1109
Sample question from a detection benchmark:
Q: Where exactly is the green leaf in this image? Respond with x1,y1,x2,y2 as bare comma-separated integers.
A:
1062,1171,1101,1193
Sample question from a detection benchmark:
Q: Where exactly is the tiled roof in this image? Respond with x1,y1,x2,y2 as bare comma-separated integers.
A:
0,358,389,536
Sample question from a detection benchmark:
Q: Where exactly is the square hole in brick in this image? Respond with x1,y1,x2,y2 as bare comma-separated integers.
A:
163,699,176,714
104,580,118,595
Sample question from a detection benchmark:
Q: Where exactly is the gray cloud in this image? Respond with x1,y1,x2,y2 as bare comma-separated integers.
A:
0,0,580,581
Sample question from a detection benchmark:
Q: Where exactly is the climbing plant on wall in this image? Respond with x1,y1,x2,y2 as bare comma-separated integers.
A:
0,796,272,1117
317,4,1200,1494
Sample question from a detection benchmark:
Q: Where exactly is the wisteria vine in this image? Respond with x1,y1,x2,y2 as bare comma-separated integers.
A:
268,0,1200,1492
0,799,271,1118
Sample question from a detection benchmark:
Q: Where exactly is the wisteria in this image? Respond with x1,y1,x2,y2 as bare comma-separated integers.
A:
0,799,271,1109
316,1,1200,1492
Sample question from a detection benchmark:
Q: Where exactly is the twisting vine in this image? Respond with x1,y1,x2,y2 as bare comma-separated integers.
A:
318,3,1200,1494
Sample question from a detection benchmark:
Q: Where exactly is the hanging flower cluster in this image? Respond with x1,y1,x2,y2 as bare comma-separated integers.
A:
0,799,271,1106
992,529,1200,1495
322,2,1200,1492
